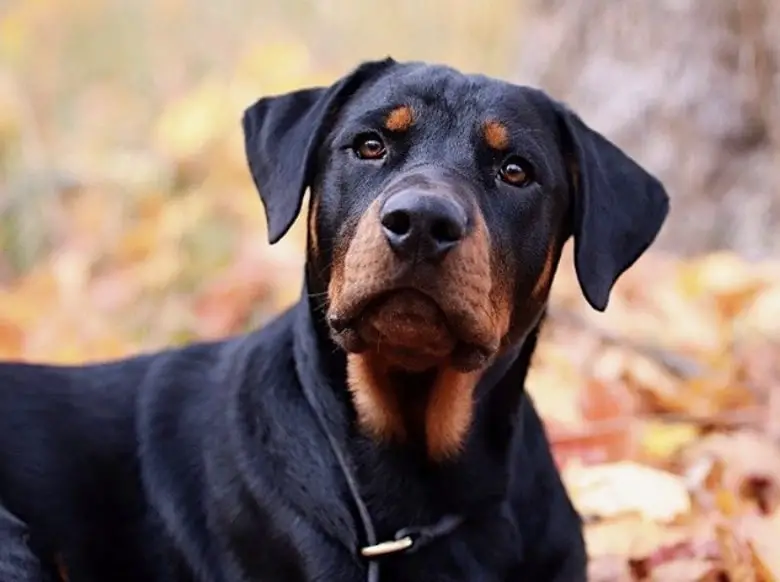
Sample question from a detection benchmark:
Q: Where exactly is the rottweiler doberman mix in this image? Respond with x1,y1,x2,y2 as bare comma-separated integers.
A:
0,58,668,582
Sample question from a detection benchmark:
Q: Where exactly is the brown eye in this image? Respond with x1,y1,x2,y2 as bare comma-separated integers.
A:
499,157,535,187
353,133,386,160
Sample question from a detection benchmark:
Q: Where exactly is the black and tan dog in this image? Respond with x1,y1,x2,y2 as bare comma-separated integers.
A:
0,58,668,582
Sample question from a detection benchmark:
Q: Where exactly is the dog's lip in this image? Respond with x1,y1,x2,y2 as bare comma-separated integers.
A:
327,286,445,333
327,287,497,371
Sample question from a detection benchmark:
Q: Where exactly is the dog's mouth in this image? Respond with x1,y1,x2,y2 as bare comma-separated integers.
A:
328,288,496,372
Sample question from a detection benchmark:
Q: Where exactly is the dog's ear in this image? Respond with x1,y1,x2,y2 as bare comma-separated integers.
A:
554,103,669,311
242,58,396,244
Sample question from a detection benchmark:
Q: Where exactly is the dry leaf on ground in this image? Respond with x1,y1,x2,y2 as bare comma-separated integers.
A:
563,461,691,523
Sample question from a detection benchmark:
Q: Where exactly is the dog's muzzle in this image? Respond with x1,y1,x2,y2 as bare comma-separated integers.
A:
327,168,505,372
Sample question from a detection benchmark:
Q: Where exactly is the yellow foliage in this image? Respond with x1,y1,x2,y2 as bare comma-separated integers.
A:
153,79,234,162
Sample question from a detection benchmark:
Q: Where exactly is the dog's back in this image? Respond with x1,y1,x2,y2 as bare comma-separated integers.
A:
0,356,168,580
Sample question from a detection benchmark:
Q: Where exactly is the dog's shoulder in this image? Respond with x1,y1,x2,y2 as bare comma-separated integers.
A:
137,304,302,461
136,304,355,581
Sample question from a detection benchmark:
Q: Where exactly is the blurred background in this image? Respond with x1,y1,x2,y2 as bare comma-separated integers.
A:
1,0,780,579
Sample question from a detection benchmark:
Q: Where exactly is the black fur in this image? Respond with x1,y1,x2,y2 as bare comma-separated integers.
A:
0,58,668,581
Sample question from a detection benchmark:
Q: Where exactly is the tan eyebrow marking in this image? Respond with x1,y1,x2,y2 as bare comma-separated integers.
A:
384,105,415,132
483,119,510,150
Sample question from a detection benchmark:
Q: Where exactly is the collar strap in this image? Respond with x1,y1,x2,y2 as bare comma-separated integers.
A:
361,514,465,559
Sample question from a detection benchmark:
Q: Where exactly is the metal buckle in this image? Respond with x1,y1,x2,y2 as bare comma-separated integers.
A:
359,536,414,558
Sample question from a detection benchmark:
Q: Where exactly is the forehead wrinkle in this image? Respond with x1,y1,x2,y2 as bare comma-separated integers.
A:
373,69,478,111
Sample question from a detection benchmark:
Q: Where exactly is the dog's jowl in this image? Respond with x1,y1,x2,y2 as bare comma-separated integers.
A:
0,58,668,582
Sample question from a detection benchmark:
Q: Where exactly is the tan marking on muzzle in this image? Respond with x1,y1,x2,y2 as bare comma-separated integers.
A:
384,105,415,132
327,198,391,314
470,212,513,344
483,120,509,151
330,198,507,353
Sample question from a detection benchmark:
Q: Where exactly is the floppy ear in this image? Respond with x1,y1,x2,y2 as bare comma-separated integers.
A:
555,104,669,311
242,58,395,244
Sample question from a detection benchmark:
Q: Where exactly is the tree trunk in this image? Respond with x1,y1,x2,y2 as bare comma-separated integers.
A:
516,0,780,258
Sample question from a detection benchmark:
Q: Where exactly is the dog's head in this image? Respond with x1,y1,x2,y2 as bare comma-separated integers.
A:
243,59,669,458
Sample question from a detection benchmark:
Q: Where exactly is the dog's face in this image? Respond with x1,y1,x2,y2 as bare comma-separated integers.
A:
318,70,572,376
243,59,669,458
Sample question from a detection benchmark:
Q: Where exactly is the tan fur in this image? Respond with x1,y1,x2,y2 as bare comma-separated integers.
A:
347,353,406,441
474,212,512,342
384,105,415,132
308,194,320,258
532,244,557,301
359,290,455,371
483,120,510,151
328,199,391,314
347,352,483,458
425,368,481,459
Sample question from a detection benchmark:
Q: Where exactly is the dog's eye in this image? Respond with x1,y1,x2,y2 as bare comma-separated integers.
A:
353,133,387,160
498,157,535,187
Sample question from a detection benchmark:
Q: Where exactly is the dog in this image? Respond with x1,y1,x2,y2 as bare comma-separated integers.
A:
0,57,668,582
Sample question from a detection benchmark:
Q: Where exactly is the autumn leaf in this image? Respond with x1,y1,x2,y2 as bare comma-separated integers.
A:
563,461,691,523
680,431,780,515
738,513,780,581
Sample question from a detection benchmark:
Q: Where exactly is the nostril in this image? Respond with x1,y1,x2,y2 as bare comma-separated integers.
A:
430,217,464,244
381,209,412,236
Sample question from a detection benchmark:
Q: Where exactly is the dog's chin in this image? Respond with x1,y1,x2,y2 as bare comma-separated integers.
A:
329,289,495,373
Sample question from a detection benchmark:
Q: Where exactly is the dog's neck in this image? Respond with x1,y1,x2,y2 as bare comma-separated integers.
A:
289,287,543,549
295,280,542,466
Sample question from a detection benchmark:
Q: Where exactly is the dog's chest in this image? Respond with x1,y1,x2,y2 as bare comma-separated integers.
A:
252,437,521,581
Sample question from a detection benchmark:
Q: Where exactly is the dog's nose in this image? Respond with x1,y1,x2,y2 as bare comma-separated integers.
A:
380,191,468,262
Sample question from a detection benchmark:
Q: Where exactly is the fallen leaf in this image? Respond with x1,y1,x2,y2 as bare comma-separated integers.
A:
649,558,721,582
715,521,756,582
640,421,700,462
563,461,691,523
680,431,780,515
585,515,691,559
737,513,780,581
